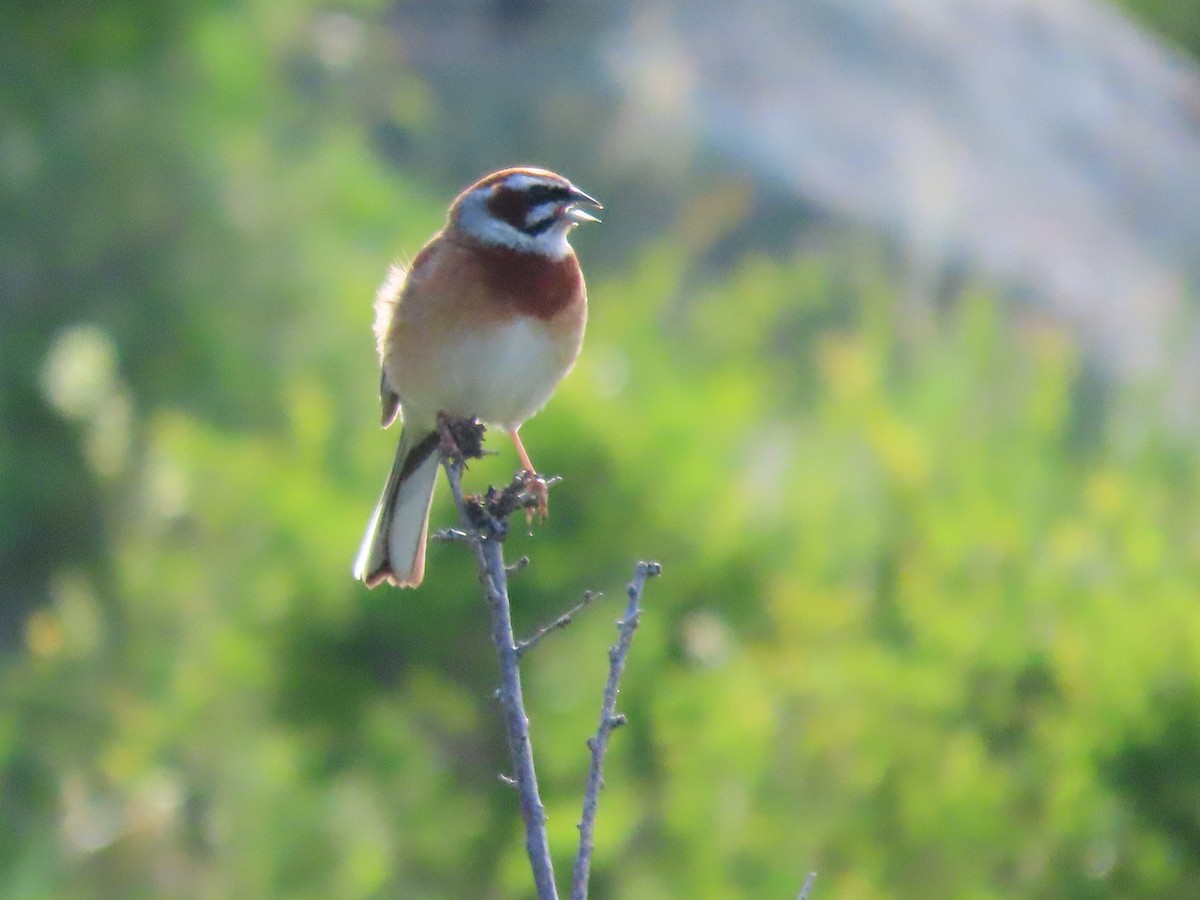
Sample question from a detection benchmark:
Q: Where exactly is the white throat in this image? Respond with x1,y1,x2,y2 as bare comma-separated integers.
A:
454,190,575,259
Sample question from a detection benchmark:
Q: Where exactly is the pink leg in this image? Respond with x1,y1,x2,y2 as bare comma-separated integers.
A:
511,428,536,474
510,428,548,520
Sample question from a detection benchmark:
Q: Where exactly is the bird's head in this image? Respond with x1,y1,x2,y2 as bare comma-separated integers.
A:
449,167,602,258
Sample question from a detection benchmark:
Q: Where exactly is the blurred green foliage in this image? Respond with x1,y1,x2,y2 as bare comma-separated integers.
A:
4,1,1200,898
1121,1,1200,57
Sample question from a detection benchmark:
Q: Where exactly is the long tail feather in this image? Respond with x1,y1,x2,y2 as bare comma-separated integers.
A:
353,429,441,588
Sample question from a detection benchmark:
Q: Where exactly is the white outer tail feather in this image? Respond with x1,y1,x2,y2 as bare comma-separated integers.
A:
353,429,441,588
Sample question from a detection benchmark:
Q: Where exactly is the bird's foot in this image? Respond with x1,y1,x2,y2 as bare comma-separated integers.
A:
436,412,486,466
519,470,550,524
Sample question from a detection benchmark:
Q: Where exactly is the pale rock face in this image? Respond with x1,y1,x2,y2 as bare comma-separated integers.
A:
395,0,1200,403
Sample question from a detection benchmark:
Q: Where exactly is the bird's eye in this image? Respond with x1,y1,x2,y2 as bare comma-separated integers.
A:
524,183,570,205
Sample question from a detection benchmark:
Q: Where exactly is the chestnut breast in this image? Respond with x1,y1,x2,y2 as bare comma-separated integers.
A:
473,243,584,321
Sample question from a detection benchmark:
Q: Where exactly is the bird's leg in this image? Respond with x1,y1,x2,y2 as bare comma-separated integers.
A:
511,427,537,475
510,428,549,522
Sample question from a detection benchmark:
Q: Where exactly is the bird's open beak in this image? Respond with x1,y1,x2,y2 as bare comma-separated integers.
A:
565,185,603,224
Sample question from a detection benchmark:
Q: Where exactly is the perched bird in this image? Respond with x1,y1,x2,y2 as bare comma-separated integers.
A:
354,167,602,588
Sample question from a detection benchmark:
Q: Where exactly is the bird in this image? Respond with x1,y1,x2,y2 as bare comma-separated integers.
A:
353,166,602,589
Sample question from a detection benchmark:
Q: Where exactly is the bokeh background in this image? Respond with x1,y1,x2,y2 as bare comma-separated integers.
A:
4,0,1200,897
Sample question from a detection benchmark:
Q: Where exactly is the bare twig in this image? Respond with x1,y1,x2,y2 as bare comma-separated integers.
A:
442,445,559,900
431,527,472,543
517,590,604,658
797,871,817,899
438,417,661,900
570,560,662,900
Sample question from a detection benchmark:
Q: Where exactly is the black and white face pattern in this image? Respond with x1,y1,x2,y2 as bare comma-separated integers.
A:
454,168,601,258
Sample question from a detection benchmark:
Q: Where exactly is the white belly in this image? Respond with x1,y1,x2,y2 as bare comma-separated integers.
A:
404,318,578,431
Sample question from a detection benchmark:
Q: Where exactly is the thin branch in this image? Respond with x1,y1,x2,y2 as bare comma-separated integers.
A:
797,872,817,900
443,446,559,900
437,417,661,900
431,527,472,543
517,590,604,658
570,560,662,900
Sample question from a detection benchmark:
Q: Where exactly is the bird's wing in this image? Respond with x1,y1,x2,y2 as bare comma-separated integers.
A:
379,369,401,427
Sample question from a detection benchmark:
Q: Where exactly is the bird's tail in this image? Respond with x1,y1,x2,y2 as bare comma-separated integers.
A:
354,428,441,588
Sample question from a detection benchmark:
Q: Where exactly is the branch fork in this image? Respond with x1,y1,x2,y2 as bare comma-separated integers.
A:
435,417,660,900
